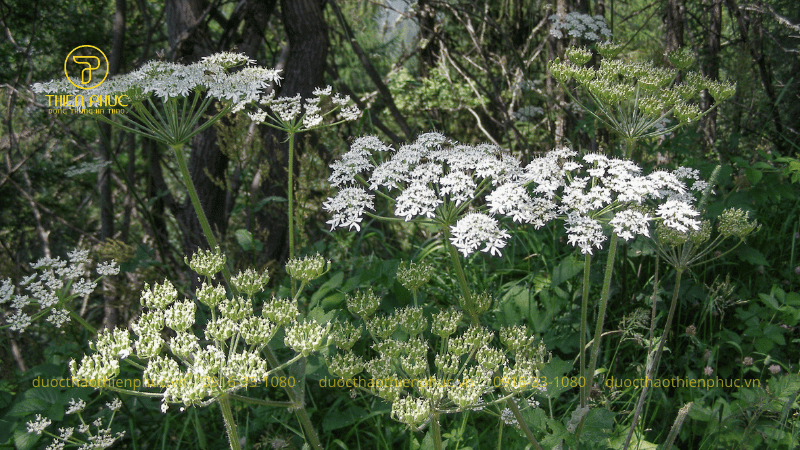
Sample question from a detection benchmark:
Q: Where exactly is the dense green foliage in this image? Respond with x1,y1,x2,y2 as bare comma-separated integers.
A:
1,0,799,449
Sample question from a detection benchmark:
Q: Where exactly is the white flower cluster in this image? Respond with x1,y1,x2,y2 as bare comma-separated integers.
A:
489,148,702,254
325,133,523,256
26,398,126,449
32,52,281,105
1,250,119,331
248,84,361,130
326,134,703,257
549,12,612,40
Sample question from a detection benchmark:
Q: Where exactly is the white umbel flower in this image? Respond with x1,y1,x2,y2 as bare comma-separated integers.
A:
609,209,651,241
450,213,511,257
656,200,700,233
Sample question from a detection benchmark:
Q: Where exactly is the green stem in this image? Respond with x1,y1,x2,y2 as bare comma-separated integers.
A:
227,393,293,408
506,396,544,450
287,132,296,297
431,411,443,450
67,310,97,335
575,234,619,443
579,253,592,408
218,393,241,450
262,347,324,450
442,227,477,325
171,144,234,285
622,268,683,450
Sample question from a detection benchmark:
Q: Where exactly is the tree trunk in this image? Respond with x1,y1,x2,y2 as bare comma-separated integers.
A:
165,0,230,258
255,0,328,264
100,0,126,330
700,0,721,153
665,0,685,61
724,0,787,154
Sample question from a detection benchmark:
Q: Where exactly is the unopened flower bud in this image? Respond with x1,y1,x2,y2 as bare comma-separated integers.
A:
231,268,270,296
185,247,226,278
718,208,759,239
346,288,381,319
666,47,694,70
397,261,433,292
566,46,592,65
286,254,329,283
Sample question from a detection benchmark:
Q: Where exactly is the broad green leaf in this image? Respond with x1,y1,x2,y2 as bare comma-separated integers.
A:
234,229,254,251
745,167,762,185
552,255,583,287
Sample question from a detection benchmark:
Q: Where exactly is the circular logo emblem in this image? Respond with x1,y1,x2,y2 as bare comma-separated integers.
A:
64,46,109,90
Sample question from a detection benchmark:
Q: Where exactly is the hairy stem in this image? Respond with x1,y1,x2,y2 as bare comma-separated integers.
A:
218,393,241,450
172,144,233,285
506,396,544,450
575,234,619,443
442,227,477,325
579,253,592,408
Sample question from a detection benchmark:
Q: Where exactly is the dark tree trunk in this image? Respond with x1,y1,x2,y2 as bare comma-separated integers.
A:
700,0,721,153
665,0,685,63
100,0,126,330
416,0,437,77
256,0,328,264
165,0,230,258
725,0,787,154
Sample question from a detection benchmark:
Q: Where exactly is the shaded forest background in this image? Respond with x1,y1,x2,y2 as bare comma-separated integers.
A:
1,0,799,447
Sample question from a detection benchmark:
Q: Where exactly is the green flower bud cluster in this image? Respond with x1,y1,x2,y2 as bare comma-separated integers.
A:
566,46,592,65
392,396,430,429
218,296,252,321
718,208,759,239
328,350,365,379
367,314,398,339
472,291,494,315
431,308,462,338
66,248,319,412
346,288,381,319
398,306,427,336
331,320,362,350
666,47,694,70
324,299,550,431
185,246,226,277
284,320,330,356
595,42,622,58
550,44,737,137
197,281,226,308
231,268,269,296
164,299,196,332
656,222,691,247
141,280,177,310
286,254,329,283
262,296,298,326
396,260,433,292
240,316,276,345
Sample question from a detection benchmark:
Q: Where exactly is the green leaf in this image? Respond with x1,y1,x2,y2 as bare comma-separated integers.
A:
763,324,786,345
311,271,343,298
759,293,781,310
552,255,583,287
579,408,615,442
754,336,775,353
784,291,800,307
538,357,573,399
321,405,368,431
745,168,763,185
13,424,41,450
737,246,769,266
234,229,255,251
